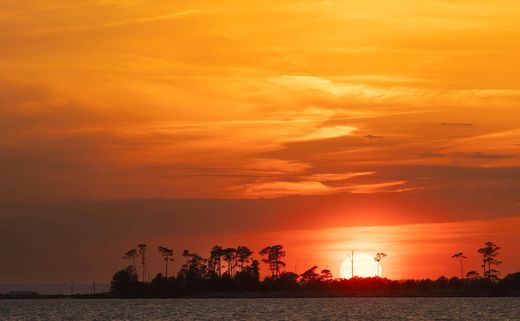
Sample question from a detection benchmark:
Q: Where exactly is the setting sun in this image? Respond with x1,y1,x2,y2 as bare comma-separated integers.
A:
340,252,380,279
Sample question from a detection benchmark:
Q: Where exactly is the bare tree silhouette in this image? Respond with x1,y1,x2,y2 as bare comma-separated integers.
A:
158,246,174,278
374,253,387,277
451,252,467,279
259,245,286,278
138,244,147,282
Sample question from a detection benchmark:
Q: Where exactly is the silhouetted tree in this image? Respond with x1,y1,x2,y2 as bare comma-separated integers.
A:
123,249,138,277
500,272,520,295
374,253,387,277
466,270,480,279
259,245,286,278
236,246,253,272
451,252,467,279
478,241,501,280
275,272,300,290
248,259,260,281
209,246,224,277
222,247,237,276
178,250,207,284
107,241,520,298
321,268,333,282
235,259,261,291
158,246,174,278
110,265,139,297
150,273,166,296
138,243,147,282
300,266,320,283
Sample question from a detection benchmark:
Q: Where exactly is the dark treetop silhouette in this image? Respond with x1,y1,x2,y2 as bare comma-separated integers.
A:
451,252,467,279
103,241,520,298
478,241,501,280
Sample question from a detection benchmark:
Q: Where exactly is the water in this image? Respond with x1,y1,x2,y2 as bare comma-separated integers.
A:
1,298,519,320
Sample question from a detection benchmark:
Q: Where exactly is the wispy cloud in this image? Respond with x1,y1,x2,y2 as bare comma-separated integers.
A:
231,170,407,198
274,75,416,99
2,0,520,204
12,9,202,36
303,172,375,182
292,125,358,141
105,9,202,27
236,179,408,198
364,134,384,140
441,122,473,127
274,75,520,107
419,152,515,160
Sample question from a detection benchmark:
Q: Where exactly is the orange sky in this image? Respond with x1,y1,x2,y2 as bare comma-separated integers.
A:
171,216,520,280
0,0,520,283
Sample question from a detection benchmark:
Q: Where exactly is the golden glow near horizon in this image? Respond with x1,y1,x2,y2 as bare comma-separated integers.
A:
1,0,520,282
340,253,380,279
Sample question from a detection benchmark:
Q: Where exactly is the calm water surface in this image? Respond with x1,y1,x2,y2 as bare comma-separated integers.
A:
1,298,519,321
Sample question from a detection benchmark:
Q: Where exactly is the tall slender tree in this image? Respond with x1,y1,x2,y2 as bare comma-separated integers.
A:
123,249,138,277
259,245,286,278
374,253,387,277
451,252,467,279
478,241,501,279
222,247,237,276
210,246,224,277
138,243,147,282
158,246,174,278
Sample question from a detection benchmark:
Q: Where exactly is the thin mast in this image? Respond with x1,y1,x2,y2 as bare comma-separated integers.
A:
351,250,354,278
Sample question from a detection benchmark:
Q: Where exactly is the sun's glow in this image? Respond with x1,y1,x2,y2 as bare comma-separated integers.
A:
340,253,380,278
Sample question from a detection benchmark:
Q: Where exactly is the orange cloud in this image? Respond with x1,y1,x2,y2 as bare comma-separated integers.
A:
0,0,519,203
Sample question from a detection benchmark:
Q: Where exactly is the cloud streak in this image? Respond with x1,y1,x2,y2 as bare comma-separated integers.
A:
7,9,202,36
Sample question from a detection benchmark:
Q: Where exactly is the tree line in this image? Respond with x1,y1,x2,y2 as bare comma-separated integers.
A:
110,241,520,297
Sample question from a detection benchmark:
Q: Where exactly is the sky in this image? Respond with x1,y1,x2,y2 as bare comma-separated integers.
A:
0,0,519,283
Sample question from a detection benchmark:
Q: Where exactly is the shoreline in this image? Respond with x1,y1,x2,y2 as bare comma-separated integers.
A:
2,291,520,300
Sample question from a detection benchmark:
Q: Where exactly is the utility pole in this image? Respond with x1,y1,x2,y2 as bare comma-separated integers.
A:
351,250,354,278
346,250,355,278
